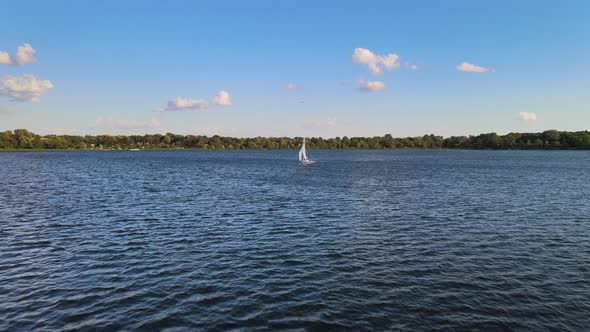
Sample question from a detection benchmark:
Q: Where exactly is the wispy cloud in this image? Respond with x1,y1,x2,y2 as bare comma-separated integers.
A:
0,43,38,66
162,90,232,111
285,83,298,90
303,117,337,130
456,62,493,73
358,79,387,92
519,112,538,121
405,62,418,70
0,74,54,102
48,127,84,135
0,106,19,114
165,97,209,111
189,126,238,136
212,90,232,106
95,116,161,129
352,48,400,75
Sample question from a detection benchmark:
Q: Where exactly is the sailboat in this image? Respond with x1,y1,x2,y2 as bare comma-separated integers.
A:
298,138,316,164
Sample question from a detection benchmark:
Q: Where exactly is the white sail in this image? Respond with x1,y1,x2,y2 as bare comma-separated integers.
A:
298,138,308,161
298,137,315,164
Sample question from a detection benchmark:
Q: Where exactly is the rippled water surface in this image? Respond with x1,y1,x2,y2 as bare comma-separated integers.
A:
1,150,589,331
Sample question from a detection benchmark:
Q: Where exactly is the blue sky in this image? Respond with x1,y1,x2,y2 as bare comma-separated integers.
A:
0,0,588,137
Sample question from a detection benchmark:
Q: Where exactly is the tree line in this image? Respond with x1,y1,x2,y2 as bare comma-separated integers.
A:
1,129,589,150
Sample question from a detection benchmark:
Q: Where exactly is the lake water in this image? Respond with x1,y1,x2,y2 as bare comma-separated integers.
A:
1,150,589,331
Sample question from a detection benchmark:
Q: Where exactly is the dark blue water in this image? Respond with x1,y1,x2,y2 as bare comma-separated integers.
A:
1,150,589,331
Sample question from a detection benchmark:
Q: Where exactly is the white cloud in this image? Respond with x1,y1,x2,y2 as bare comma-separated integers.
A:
0,51,11,65
212,90,232,106
358,79,387,92
0,43,38,65
0,74,54,102
519,112,538,121
15,44,38,65
456,62,493,73
352,48,400,75
166,97,208,111
405,62,418,70
96,116,161,129
285,83,298,90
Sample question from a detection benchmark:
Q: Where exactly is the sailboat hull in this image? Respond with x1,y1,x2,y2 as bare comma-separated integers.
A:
301,160,316,165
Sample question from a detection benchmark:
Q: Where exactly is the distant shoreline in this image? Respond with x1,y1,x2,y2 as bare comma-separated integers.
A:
1,148,589,152
1,129,589,150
